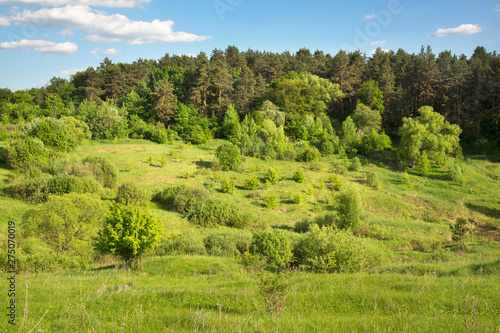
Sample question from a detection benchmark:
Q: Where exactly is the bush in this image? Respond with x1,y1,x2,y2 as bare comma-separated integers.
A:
447,162,466,185
5,137,49,171
81,157,119,188
350,157,362,171
220,178,235,194
172,187,210,214
297,225,386,273
251,230,293,267
128,117,153,140
155,232,207,256
153,185,186,209
264,168,280,185
244,176,261,190
366,172,379,187
263,193,279,209
416,151,431,176
296,146,322,162
473,138,497,154
321,140,336,155
75,101,128,140
94,204,163,269
151,123,177,144
336,185,361,230
293,170,305,183
189,125,211,144
216,142,242,171
292,193,302,204
204,229,253,257
46,174,102,196
186,199,246,228
116,182,150,206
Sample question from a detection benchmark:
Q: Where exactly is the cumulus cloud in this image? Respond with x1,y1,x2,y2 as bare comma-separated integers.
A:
370,48,390,56
0,39,78,54
10,5,210,44
363,14,375,21
430,24,482,37
103,48,121,55
370,40,387,47
57,29,74,37
494,5,500,12
0,0,150,8
90,47,100,55
0,16,10,26
60,67,86,75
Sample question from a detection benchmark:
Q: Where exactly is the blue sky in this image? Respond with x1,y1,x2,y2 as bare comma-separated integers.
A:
0,0,499,91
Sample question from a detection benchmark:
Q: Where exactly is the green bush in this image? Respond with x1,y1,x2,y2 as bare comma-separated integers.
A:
321,140,336,155
293,170,305,183
116,182,150,206
263,193,279,209
94,204,163,269
172,187,210,214
297,225,386,273
366,171,379,187
128,117,153,140
264,168,280,185
447,162,466,184
203,229,253,257
416,151,431,176
250,230,293,267
186,199,246,228
220,178,235,194
46,174,102,196
292,193,302,204
189,125,211,144
336,185,361,230
5,137,49,171
350,157,362,171
216,142,242,171
151,123,177,144
473,138,497,154
155,232,207,256
296,146,322,162
153,185,187,209
244,176,261,190
81,156,119,188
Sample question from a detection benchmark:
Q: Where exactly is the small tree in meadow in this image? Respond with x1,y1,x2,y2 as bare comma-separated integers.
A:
215,142,242,171
450,217,470,251
94,204,163,269
336,185,361,230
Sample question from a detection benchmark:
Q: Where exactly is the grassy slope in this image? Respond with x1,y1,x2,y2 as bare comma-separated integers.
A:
1,138,499,332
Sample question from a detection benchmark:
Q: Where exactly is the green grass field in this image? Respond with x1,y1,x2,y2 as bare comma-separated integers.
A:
1,138,499,332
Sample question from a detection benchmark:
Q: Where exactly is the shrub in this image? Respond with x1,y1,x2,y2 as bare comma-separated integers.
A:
297,225,386,273
263,193,279,209
251,230,293,267
155,232,206,256
151,123,177,144
296,146,322,162
292,193,302,204
172,187,210,214
22,193,110,255
473,138,496,154
293,170,305,183
153,185,187,208
264,168,280,185
257,270,293,314
75,101,128,140
189,125,211,144
366,172,379,187
186,199,245,228
116,182,150,206
46,174,102,196
336,185,361,230
329,174,344,189
5,137,49,171
81,157,119,188
350,157,362,172
321,140,336,155
416,151,431,176
94,204,163,269
448,162,466,185
334,164,348,175
128,117,153,140
216,142,242,171
450,217,470,251
220,178,235,194
244,176,261,190
203,229,253,257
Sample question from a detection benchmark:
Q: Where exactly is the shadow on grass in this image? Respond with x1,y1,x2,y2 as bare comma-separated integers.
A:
466,203,500,219
194,160,213,169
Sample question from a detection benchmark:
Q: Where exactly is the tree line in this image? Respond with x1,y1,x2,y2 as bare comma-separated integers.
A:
0,45,499,144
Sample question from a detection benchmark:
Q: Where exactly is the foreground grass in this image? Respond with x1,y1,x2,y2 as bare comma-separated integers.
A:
2,256,499,332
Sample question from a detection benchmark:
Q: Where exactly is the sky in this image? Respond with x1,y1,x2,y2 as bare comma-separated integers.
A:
0,0,499,91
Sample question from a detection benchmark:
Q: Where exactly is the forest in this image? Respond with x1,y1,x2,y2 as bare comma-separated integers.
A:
0,45,499,332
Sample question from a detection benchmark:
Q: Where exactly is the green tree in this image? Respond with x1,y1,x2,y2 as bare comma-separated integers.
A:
5,137,49,171
352,103,382,134
152,78,178,125
94,204,163,269
250,230,292,267
215,142,242,171
357,80,384,113
341,116,358,151
22,193,110,255
336,185,361,230
221,104,242,144
450,217,470,251
399,106,462,166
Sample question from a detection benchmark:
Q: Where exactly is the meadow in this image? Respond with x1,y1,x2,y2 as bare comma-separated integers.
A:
1,138,499,332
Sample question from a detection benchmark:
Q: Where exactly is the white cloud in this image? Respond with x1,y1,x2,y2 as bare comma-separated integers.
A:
430,24,482,37
0,16,10,26
57,29,74,37
0,39,78,54
10,5,210,44
90,47,100,55
0,0,150,8
370,40,387,47
37,74,44,77
103,48,121,55
370,48,390,56
363,14,375,21
60,67,86,75
494,5,500,12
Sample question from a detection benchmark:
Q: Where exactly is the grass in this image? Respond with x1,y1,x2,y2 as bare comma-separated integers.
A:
1,138,499,332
